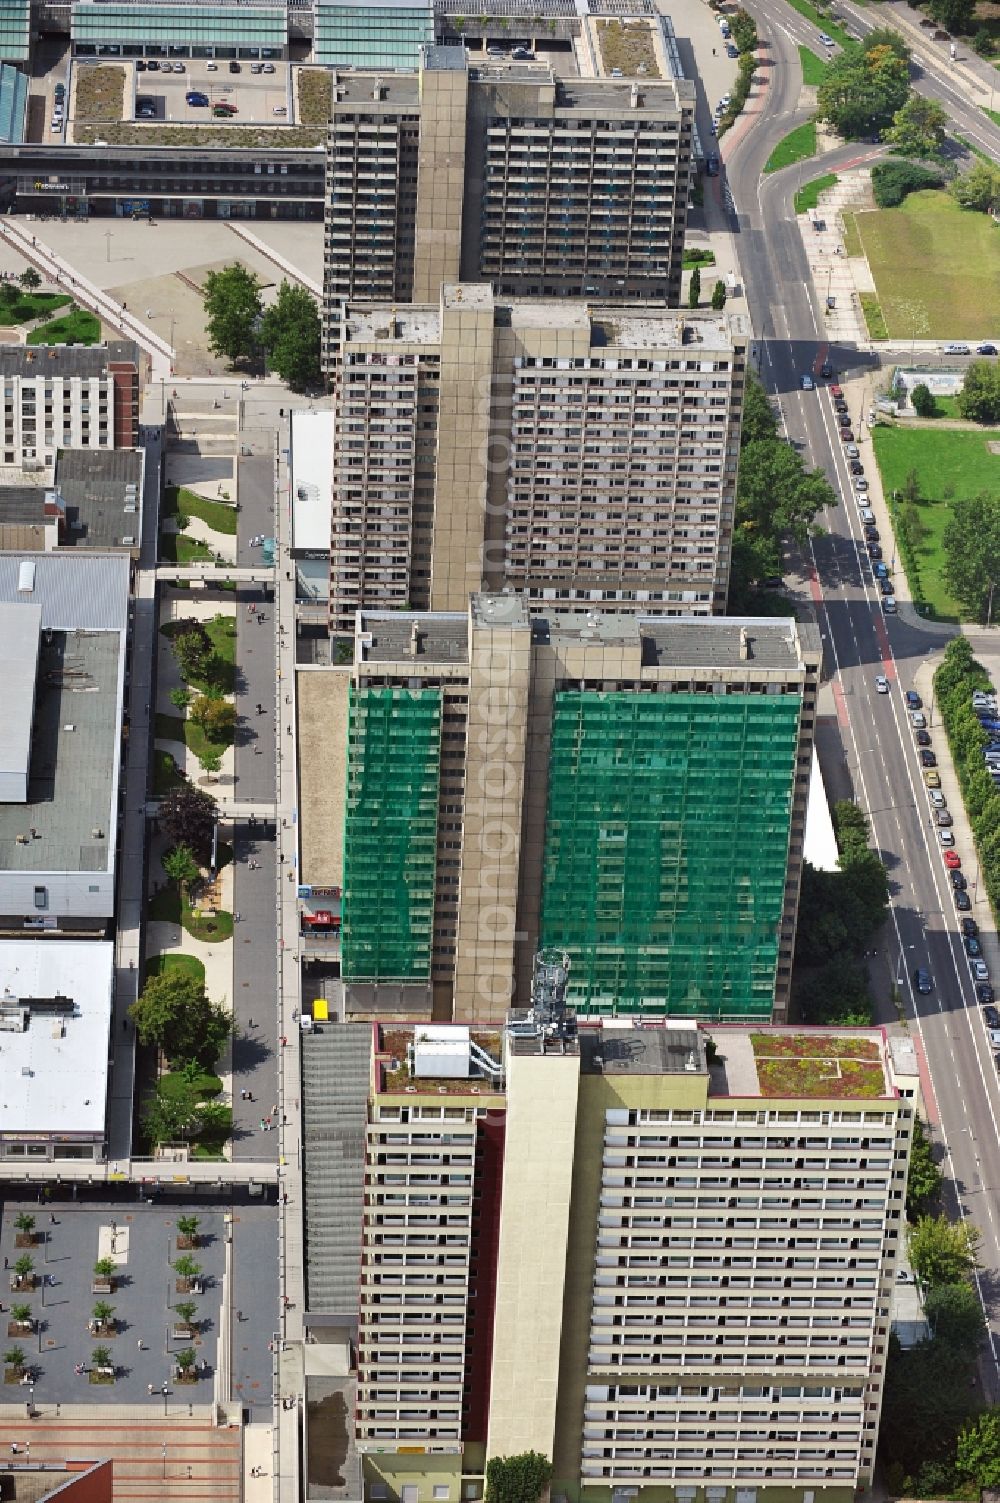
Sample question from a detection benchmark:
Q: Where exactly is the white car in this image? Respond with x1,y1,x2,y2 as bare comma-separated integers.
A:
972,960,991,982
272,105,287,115
854,478,869,491
910,711,927,728
819,30,835,46
929,790,946,808
207,60,218,69
875,675,889,695
938,829,955,847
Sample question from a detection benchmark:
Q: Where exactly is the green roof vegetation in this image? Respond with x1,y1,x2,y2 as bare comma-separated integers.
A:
750,1032,887,1099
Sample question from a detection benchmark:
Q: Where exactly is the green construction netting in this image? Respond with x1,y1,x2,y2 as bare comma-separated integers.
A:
342,684,441,981
540,690,801,1018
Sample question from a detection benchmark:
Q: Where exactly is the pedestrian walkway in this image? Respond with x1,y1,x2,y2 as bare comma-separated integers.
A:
0,219,173,376
225,222,322,299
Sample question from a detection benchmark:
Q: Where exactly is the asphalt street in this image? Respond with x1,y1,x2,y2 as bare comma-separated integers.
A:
720,0,1000,1392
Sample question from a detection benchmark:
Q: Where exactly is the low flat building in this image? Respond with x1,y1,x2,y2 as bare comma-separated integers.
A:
0,552,130,934
0,938,114,1160
0,343,140,470
0,448,144,554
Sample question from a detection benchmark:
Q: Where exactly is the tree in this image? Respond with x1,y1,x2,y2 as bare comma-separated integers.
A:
957,1410,1000,1487
710,279,727,310
161,843,200,889
91,1301,115,1328
130,968,232,1068
740,373,779,445
688,264,701,308
0,282,19,312
169,686,192,713
929,0,975,33
200,749,223,781
177,1216,201,1245
902,381,938,417
796,956,873,1025
13,1255,33,1282
951,160,1000,213
925,1279,986,1353
908,1213,981,1288
885,96,948,158
906,1115,943,1217
259,280,323,392
202,263,263,365
159,783,218,866
93,1257,115,1279
91,1345,113,1371
175,1346,197,1373
957,359,1000,424
942,491,1000,622
4,1346,26,1370
171,619,214,683
817,37,911,139
485,1453,553,1503
9,1304,31,1327
18,268,40,291
175,1300,198,1327
172,1255,202,1281
880,1332,978,1468
973,26,994,56
189,695,235,742
143,1077,202,1144
737,438,835,544
14,1213,35,1238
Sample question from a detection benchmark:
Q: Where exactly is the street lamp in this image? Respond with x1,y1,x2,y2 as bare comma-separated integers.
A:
104,230,112,265
896,942,916,985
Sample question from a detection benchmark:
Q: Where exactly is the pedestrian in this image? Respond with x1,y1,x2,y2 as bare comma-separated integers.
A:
260,1119,266,1132
50,1213,56,1224
247,1091,253,1103
10,1442,17,1454
4,1256,7,1270
248,1017,254,1029
137,1337,143,1350
271,1104,277,1116
241,1088,248,1101
148,1383,154,1395
235,911,241,922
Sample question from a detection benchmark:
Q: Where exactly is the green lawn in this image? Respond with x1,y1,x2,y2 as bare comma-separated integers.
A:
153,749,186,795
147,881,233,943
765,120,817,174
851,190,1000,338
841,211,862,258
155,710,233,766
0,293,71,326
158,530,218,566
860,292,889,340
163,485,238,536
798,45,828,84
682,248,716,270
794,171,838,213
144,952,206,987
871,425,1000,620
27,308,102,346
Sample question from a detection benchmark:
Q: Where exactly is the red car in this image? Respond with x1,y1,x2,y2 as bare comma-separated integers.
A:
944,850,962,869
830,384,843,398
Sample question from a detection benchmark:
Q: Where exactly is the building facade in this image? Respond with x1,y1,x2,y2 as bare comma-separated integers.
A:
305,1018,912,1503
322,46,696,365
331,287,748,629
335,597,820,1023
0,343,139,469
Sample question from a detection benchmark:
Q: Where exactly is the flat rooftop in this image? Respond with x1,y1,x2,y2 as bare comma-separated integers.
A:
358,612,469,665
290,409,334,554
0,629,121,875
332,70,420,106
0,552,130,632
0,603,41,801
0,940,113,1137
0,342,136,379
639,617,817,671
579,1021,704,1076
377,1024,505,1093
708,1028,893,1101
55,447,144,550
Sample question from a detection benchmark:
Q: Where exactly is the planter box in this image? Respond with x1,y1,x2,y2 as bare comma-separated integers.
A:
6,1322,32,1338
88,1369,115,1385
14,1233,36,1249
10,1276,36,1293
91,1278,115,1295
174,1369,198,1384
174,1278,202,1295
171,1323,198,1341
88,1322,116,1338
175,1235,199,1251
3,1367,26,1385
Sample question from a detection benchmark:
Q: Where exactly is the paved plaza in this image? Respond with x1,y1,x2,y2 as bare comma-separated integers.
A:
0,1199,276,1411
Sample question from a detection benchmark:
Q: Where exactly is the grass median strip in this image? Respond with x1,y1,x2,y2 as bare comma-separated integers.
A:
764,120,817,174
860,293,889,340
781,0,853,48
798,45,828,84
793,171,837,213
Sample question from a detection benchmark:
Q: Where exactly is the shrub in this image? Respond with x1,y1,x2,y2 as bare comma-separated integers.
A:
871,160,944,208
910,382,937,417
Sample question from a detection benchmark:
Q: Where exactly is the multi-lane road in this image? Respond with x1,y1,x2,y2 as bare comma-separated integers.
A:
712,0,1000,1387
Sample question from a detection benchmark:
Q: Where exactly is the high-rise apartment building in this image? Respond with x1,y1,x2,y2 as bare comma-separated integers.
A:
332,595,820,1022
0,343,140,469
301,1016,913,1503
322,46,696,364
331,286,748,629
